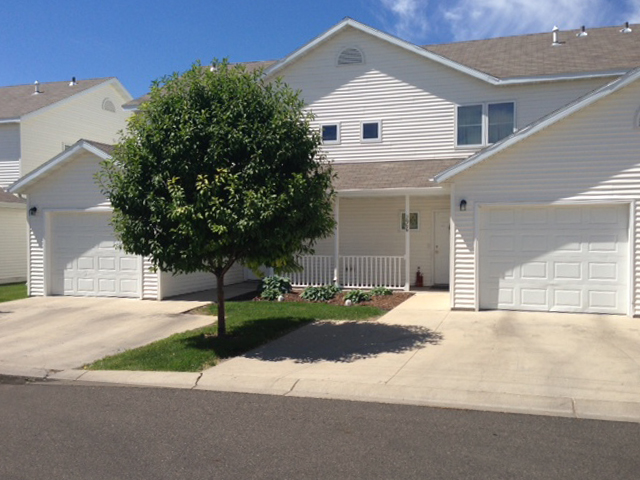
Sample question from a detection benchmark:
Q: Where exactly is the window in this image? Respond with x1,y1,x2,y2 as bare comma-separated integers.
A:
321,124,340,144
361,121,381,142
457,102,515,147
401,212,419,230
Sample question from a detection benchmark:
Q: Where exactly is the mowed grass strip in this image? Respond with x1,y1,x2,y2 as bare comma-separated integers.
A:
88,301,384,372
0,283,27,303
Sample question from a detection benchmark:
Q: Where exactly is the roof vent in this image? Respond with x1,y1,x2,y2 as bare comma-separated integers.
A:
34,81,41,94
69,76,77,86
552,26,561,46
576,25,588,37
337,47,364,66
621,22,632,33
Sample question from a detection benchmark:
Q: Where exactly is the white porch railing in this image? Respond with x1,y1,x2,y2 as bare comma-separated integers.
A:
340,255,405,289
289,255,334,287
289,255,406,289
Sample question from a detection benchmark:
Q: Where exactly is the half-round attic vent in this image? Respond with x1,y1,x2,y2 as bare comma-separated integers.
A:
337,47,364,66
102,98,116,113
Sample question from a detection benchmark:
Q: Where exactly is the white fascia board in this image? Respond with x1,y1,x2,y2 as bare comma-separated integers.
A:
264,18,500,85
122,104,140,112
9,140,111,194
497,69,627,85
0,117,20,124
338,186,448,197
434,67,640,183
21,78,122,122
0,202,26,209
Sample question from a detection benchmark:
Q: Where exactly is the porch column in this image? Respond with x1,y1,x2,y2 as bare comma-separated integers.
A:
333,196,340,286
405,195,410,291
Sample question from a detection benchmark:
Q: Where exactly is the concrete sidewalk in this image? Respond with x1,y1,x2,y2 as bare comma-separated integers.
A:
40,292,640,424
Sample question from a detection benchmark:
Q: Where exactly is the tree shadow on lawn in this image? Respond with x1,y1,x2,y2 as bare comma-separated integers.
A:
242,319,443,364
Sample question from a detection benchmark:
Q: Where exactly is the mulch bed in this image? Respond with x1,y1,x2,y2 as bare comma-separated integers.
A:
254,289,414,310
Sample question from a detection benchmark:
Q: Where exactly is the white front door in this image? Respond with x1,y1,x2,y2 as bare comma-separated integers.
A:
433,210,450,285
479,204,629,314
50,212,141,298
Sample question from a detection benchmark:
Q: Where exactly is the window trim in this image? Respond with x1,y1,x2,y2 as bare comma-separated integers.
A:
455,101,516,148
321,123,341,145
361,120,382,143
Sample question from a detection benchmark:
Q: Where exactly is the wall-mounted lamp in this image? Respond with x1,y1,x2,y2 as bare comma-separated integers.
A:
29,206,37,216
459,200,467,212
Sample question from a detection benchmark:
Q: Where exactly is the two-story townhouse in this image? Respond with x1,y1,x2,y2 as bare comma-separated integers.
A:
10,19,640,317
0,78,132,284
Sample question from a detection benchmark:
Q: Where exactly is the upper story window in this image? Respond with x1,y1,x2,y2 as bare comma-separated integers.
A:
361,120,382,143
321,124,340,144
457,102,515,147
337,47,364,66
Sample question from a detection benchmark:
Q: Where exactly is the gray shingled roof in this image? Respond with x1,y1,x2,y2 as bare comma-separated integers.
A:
0,78,114,120
424,24,640,79
0,187,25,204
332,159,461,190
83,140,115,156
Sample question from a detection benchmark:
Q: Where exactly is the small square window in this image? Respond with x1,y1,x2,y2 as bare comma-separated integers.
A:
362,121,381,142
322,124,339,144
401,212,419,230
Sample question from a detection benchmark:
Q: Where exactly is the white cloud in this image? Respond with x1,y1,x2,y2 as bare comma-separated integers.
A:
378,0,430,42
376,0,640,43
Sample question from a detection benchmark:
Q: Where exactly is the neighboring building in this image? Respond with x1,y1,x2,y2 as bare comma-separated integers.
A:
11,19,640,316
0,77,132,284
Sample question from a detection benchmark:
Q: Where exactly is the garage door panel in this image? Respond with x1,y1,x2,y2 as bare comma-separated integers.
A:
51,213,140,298
480,204,628,314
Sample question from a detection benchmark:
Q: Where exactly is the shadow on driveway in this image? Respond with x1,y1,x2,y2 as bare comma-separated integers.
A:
244,321,443,364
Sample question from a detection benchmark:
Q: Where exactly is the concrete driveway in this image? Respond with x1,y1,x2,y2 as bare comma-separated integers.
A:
0,296,212,373
197,292,640,421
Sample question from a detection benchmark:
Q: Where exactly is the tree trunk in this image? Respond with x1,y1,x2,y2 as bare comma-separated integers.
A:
215,272,226,337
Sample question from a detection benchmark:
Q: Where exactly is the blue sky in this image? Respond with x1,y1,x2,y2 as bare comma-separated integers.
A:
1,0,638,99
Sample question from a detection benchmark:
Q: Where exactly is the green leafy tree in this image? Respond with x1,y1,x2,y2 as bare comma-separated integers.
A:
99,60,335,336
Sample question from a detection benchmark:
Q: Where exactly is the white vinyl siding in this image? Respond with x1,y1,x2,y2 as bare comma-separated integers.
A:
160,264,245,299
0,123,21,188
0,205,27,284
449,79,640,315
279,26,609,164
19,82,131,177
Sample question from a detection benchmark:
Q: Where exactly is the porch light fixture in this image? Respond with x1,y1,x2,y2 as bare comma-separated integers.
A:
459,199,467,212
29,206,37,216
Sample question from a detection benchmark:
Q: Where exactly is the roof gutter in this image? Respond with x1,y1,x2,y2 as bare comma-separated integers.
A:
0,117,20,124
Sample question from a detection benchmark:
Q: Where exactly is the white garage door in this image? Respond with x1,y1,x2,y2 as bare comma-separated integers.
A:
51,212,140,297
479,204,628,314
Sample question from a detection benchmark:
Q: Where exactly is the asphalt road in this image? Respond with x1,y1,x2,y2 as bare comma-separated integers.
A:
0,376,638,479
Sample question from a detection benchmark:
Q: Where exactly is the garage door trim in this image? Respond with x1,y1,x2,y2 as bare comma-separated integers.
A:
475,200,633,316
44,208,143,298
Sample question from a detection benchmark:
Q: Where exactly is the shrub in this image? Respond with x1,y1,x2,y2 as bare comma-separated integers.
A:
261,275,292,301
370,286,393,296
301,284,341,302
344,289,372,304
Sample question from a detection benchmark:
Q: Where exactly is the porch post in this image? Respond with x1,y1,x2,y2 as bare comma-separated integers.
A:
333,196,340,286
405,195,411,291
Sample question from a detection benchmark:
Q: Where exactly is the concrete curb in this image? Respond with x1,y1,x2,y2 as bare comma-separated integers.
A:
10,367,638,424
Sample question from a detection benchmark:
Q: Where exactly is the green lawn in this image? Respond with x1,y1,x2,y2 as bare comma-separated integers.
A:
88,301,384,372
0,283,27,303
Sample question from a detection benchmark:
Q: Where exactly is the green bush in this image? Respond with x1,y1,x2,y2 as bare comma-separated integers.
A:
370,286,393,296
261,275,292,301
344,289,372,304
301,284,341,302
